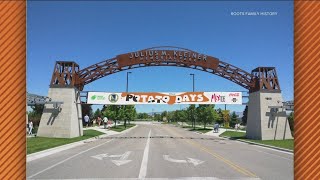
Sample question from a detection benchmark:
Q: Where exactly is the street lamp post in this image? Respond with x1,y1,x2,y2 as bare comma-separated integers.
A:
126,72,132,93
125,72,132,129
190,73,195,92
190,73,195,129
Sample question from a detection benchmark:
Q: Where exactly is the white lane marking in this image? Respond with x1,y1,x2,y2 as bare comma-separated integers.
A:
187,158,205,166
163,155,187,163
138,130,151,179
27,139,113,179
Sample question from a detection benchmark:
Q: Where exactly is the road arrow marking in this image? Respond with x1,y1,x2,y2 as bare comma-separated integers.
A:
163,155,204,166
91,153,109,160
91,151,132,166
163,155,187,163
111,151,132,166
187,158,205,166
120,151,131,160
108,154,122,158
111,160,132,166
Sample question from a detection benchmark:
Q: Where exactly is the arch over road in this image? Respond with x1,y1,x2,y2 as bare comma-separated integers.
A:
49,46,280,93
39,46,292,140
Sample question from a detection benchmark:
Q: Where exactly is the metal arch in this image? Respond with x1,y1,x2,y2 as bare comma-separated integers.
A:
78,61,254,88
75,46,255,91
49,46,280,92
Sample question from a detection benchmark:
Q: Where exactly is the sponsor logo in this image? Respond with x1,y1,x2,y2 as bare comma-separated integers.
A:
91,95,106,101
232,98,237,102
108,94,119,103
211,94,225,102
229,93,240,97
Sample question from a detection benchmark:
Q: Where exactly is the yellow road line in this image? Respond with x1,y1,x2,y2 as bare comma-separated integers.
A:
163,125,258,178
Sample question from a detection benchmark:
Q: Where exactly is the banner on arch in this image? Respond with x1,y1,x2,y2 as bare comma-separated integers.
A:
87,92,242,105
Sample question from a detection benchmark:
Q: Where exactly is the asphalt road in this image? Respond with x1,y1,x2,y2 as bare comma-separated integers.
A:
27,123,293,180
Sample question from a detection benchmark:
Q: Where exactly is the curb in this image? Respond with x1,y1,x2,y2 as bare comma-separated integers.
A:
220,136,294,153
27,124,138,162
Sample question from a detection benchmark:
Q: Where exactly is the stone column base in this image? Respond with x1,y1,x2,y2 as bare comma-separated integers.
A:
246,91,293,140
37,87,83,138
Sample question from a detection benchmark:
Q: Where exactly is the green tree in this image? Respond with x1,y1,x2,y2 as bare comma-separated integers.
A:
216,108,224,125
196,105,216,129
212,109,221,124
187,105,196,129
124,105,136,126
173,110,187,126
167,111,175,122
242,105,248,125
102,105,120,127
161,111,168,121
30,104,44,114
288,112,294,135
180,110,187,126
101,105,108,113
28,104,45,127
154,114,162,121
230,111,238,128
173,110,180,122
94,108,102,119
221,110,230,128
82,104,93,120
118,106,125,123
137,113,149,120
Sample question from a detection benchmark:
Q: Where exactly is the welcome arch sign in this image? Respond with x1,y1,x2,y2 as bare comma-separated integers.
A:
37,46,292,140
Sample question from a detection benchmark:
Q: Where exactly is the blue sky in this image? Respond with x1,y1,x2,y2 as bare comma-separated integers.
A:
27,1,293,113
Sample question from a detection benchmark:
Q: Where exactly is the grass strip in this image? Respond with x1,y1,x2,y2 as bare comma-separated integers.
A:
189,128,213,133
219,131,294,150
246,139,294,150
110,124,136,132
220,131,246,138
27,130,104,154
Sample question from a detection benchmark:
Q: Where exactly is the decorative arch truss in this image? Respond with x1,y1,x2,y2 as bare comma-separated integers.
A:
49,46,280,93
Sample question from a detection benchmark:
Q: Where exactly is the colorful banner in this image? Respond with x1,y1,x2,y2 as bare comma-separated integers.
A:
87,92,242,105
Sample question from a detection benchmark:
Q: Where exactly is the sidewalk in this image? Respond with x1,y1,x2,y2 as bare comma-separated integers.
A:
204,128,227,137
85,125,120,136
